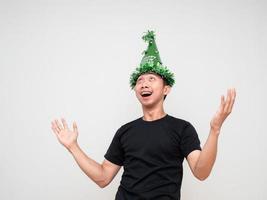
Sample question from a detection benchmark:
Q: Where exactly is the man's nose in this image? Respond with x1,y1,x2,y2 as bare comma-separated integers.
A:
141,80,149,88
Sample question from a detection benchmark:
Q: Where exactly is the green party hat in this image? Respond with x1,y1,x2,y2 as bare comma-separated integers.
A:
129,30,175,89
140,30,162,66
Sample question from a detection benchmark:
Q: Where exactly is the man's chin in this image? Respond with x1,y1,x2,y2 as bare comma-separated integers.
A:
139,99,158,108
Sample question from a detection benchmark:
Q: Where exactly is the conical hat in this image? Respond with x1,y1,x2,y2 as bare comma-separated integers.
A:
129,30,175,89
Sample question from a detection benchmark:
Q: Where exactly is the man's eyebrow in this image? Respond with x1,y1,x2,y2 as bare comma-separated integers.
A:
149,74,158,78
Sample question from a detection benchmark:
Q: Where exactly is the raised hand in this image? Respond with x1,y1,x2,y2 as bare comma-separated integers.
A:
51,118,79,150
210,88,236,134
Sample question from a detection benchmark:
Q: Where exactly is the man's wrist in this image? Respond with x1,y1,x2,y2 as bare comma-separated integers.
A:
210,127,221,137
67,142,80,154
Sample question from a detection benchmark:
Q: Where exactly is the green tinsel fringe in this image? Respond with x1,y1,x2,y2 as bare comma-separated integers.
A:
129,62,175,89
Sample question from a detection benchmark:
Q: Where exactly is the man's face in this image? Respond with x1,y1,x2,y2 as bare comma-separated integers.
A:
134,72,171,107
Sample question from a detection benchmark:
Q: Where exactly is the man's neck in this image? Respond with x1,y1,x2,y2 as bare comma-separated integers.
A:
142,106,166,121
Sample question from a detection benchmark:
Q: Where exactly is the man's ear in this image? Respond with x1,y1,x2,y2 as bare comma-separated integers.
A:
163,85,171,96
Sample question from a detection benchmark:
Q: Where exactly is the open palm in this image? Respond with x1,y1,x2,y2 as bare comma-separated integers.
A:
210,88,236,133
51,118,79,150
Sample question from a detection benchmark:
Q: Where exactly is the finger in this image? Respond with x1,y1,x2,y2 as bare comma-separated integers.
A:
73,121,78,132
225,88,235,113
51,125,58,135
228,88,236,112
61,118,69,130
220,95,225,109
223,89,231,113
55,119,63,131
51,121,60,134
217,93,225,113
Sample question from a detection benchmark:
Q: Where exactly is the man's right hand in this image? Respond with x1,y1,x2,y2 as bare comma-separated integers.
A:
51,118,78,151
51,118,122,188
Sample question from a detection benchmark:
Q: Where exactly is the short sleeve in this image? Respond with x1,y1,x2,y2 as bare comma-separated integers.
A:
104,127,124,166
180,122,202,158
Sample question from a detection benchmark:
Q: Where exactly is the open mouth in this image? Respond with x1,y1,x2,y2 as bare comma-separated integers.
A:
141,91,152,97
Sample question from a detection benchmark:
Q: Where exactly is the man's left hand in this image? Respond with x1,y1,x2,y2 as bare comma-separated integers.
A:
210,88,236,134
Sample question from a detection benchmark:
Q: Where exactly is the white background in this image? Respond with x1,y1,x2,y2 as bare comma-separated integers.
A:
0,0,266,199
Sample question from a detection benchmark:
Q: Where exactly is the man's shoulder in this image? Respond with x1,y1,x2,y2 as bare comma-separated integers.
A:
119,117,141,129
166,114,190,126
113,117,141,136
165,115,199,140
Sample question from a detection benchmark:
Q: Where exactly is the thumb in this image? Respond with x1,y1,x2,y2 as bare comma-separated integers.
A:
73,121,78,132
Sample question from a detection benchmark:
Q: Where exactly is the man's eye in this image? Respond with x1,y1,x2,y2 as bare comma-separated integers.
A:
150,77,155,80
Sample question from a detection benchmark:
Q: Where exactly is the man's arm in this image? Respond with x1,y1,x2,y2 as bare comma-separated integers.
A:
186,88,236,181
186,128,219,180
51,118,121,188
69,143,122,188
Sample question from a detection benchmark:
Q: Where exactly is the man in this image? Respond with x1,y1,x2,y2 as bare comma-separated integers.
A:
51,30,236,200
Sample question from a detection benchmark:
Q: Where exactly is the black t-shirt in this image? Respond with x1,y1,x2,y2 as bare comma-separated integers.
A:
104,114,202,200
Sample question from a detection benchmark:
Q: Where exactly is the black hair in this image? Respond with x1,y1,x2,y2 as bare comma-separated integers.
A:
163,78,168,101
